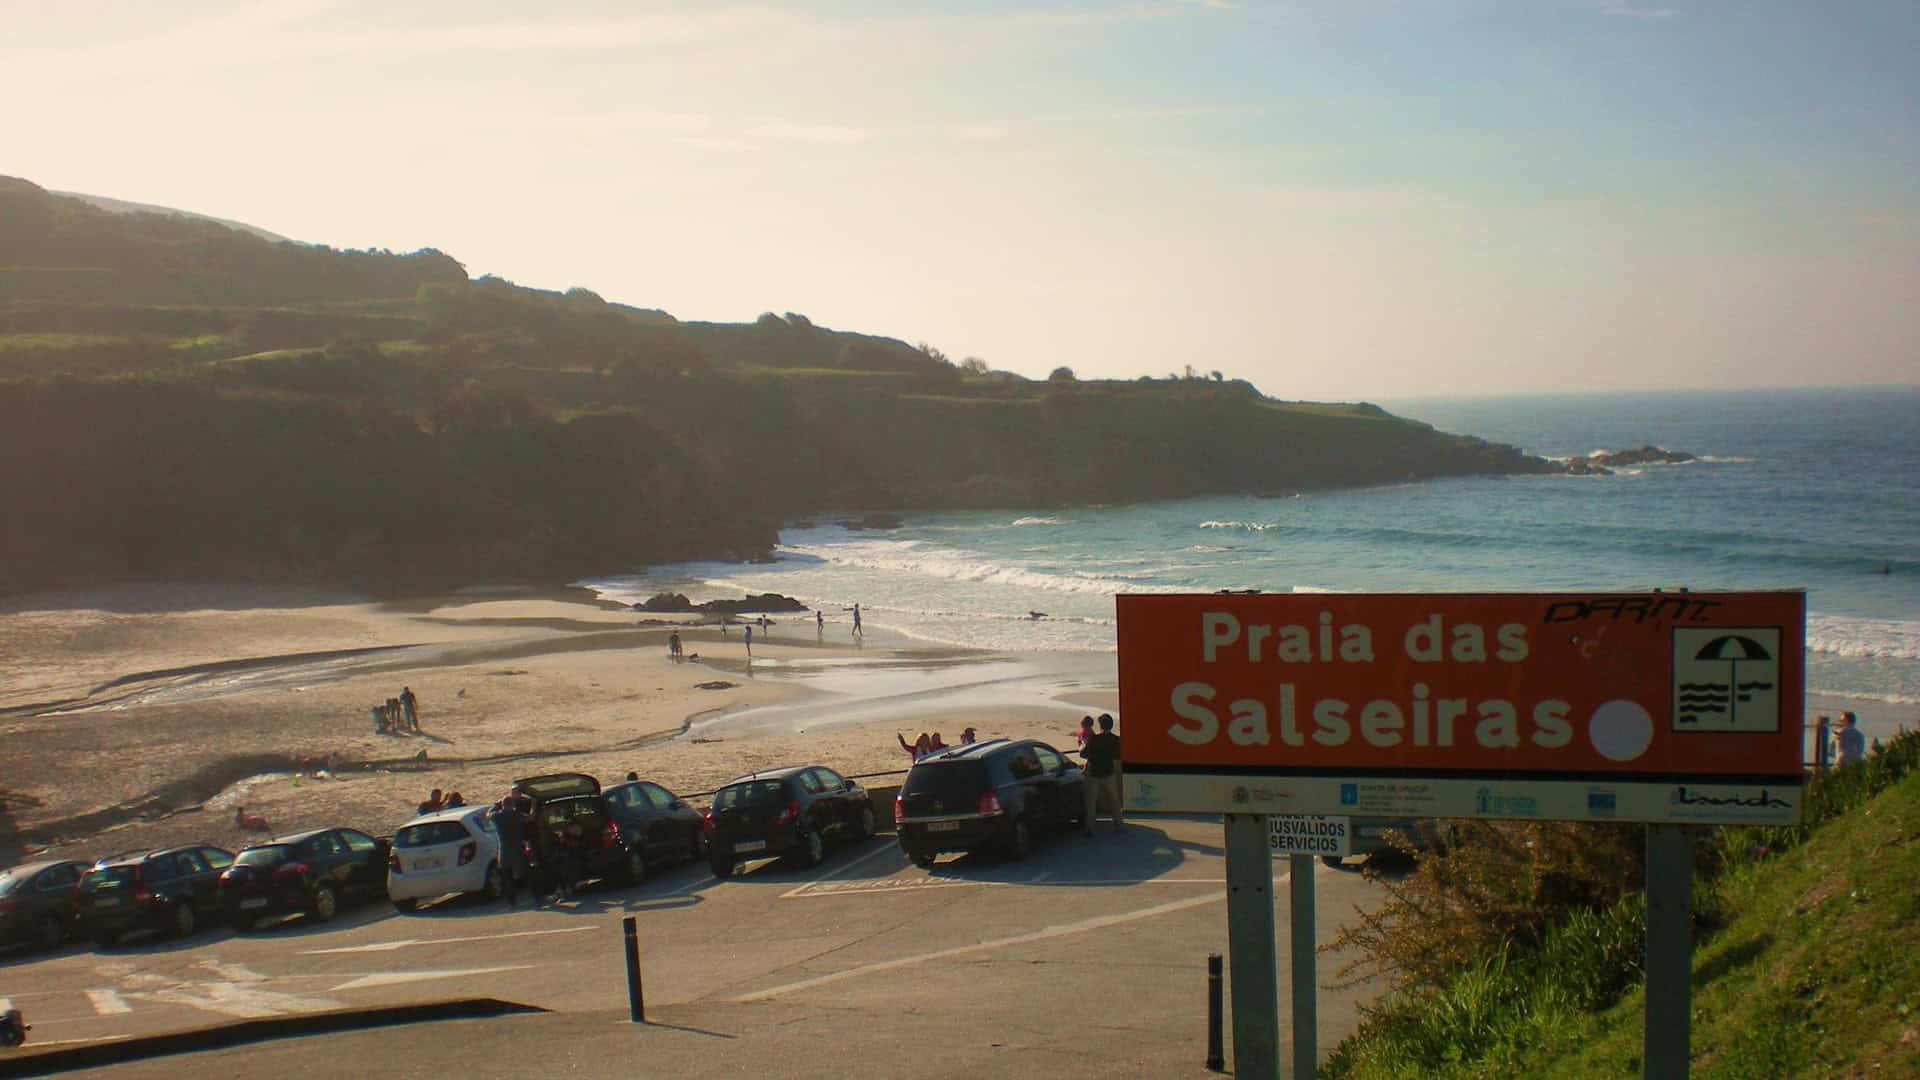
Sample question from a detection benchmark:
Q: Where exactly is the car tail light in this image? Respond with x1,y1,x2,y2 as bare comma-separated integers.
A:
702,810,715,833
893,794,905,825
978,791,1004,816
523,840,535,860
458,842,477,866
273,862,310,880
0,900,14,915
388,853,403,874
776,800,800,825
131,869,152,904
599,821,619,850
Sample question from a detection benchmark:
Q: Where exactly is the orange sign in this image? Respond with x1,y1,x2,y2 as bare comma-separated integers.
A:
1117,593,1804,822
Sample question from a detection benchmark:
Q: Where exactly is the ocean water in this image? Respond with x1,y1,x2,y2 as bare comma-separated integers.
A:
584,387,1920,719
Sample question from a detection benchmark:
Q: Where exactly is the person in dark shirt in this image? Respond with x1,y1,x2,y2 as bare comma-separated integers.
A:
1079,713,1123,835
490,791,530,908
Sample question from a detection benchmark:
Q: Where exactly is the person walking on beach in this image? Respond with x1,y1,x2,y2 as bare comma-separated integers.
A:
852,603,863,638
815,610,824,637
1837,712,1868,766
1079,714,1123,835
669,631,683,662
400,687,418,731
489,790,530,909
743,623,754,658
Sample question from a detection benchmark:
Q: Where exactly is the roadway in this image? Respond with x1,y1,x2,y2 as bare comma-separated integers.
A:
2,818,1390,1078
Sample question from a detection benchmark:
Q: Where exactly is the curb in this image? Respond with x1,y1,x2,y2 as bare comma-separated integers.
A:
0,998,546,1077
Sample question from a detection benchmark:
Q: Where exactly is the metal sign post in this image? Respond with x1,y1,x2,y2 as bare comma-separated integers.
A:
1643,825,1693,1079
1223,813,1280,1080
1289,853,1317,1077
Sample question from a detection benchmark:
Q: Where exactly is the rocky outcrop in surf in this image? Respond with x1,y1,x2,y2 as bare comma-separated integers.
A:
1561,445,1696,475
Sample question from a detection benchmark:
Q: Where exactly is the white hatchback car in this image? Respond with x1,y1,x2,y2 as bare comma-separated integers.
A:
387,806,503,911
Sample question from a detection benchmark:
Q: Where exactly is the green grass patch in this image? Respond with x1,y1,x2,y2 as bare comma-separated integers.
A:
1327,733,1920,1079
0,332,131,351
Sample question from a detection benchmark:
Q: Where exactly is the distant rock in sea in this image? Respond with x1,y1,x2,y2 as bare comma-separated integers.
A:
1562,445,1696,475
635,591,808,615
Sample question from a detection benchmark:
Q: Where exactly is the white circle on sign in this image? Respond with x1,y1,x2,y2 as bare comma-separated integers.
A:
1589,700,1653,762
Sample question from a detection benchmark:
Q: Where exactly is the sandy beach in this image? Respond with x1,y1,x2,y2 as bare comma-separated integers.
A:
0,584,1115,864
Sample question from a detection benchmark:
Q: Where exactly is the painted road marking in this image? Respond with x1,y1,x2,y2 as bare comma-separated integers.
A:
735,882,1260,1001
330,964,532,992
783,875,1256,899
300,923,594,955
84,989,131,1015
777,840,908,899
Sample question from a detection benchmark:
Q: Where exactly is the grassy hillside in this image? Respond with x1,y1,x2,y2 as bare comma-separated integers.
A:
0,175,1557,594
1326,733,1920,1078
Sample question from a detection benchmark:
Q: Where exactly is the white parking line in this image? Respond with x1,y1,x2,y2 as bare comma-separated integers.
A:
777,840,906,899
84,989,132,1015
735,883,1251,1002
299,924,594,955
330,965,531,992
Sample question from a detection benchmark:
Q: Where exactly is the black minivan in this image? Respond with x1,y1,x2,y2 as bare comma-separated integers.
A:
895,739,1086,867
705,765,873,877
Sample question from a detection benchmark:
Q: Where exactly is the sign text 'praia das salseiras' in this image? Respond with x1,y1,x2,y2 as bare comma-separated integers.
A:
1117,593,1805,825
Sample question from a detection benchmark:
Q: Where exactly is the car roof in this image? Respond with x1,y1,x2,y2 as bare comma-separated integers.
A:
408,805,488,825
719,764,818,786
2,859,84,879
94,844,221,868
254,828,333,847
918,738,1017,763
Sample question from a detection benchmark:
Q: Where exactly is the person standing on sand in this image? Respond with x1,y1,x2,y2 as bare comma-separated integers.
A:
743,623,754,658
852,603,862,638
669,631,683,662
1079,714,1123,835
400,687,418,731
1837,712,1868,766
490,790,529,909
816,610,824,637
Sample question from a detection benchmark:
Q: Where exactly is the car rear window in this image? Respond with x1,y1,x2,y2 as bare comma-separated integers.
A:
395,821,472,848
902,760,987,800
80,867,139,892
713,780,787,810
234,845,292,868
535,797,606,828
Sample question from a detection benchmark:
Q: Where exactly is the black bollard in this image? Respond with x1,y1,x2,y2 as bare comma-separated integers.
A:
623,916,645,1023
1206,953,1224,1071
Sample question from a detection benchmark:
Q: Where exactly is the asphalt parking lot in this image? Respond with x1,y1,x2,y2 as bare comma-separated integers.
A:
2,818,1389,1078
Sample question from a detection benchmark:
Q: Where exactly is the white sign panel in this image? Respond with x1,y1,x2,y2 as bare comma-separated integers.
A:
1267,815,1350,856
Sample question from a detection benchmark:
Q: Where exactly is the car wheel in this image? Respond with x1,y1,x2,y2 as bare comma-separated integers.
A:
800,827,826,867
481,862,504,901
1321,855,1344,869
36,913,65,951
393,897,419,913
173,903,197,938
93,931,120,949
910,849,936,870
855,806,876,841
624,849,647,887
1006,817,1032,861
311,884,339,922
230,916,255,933
709,855,734,879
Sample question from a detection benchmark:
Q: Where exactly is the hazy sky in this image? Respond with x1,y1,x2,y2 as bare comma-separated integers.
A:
5,1,1916,399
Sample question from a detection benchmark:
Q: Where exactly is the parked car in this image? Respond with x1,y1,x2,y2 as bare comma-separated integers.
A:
219,828,390,930
388,806,503,911
0,860,87,952
1324,818,1453,867
895,738,1087,867
514,773,642,892
603,778,707,879
705,765,873,878
75,845,234,946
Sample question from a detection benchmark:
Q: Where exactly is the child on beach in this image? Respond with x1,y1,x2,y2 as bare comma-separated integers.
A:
1076,716,1094,748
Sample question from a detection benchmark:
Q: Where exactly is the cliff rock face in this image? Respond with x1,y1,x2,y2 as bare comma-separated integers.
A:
0,176,1572,595
1563,446,1697,475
